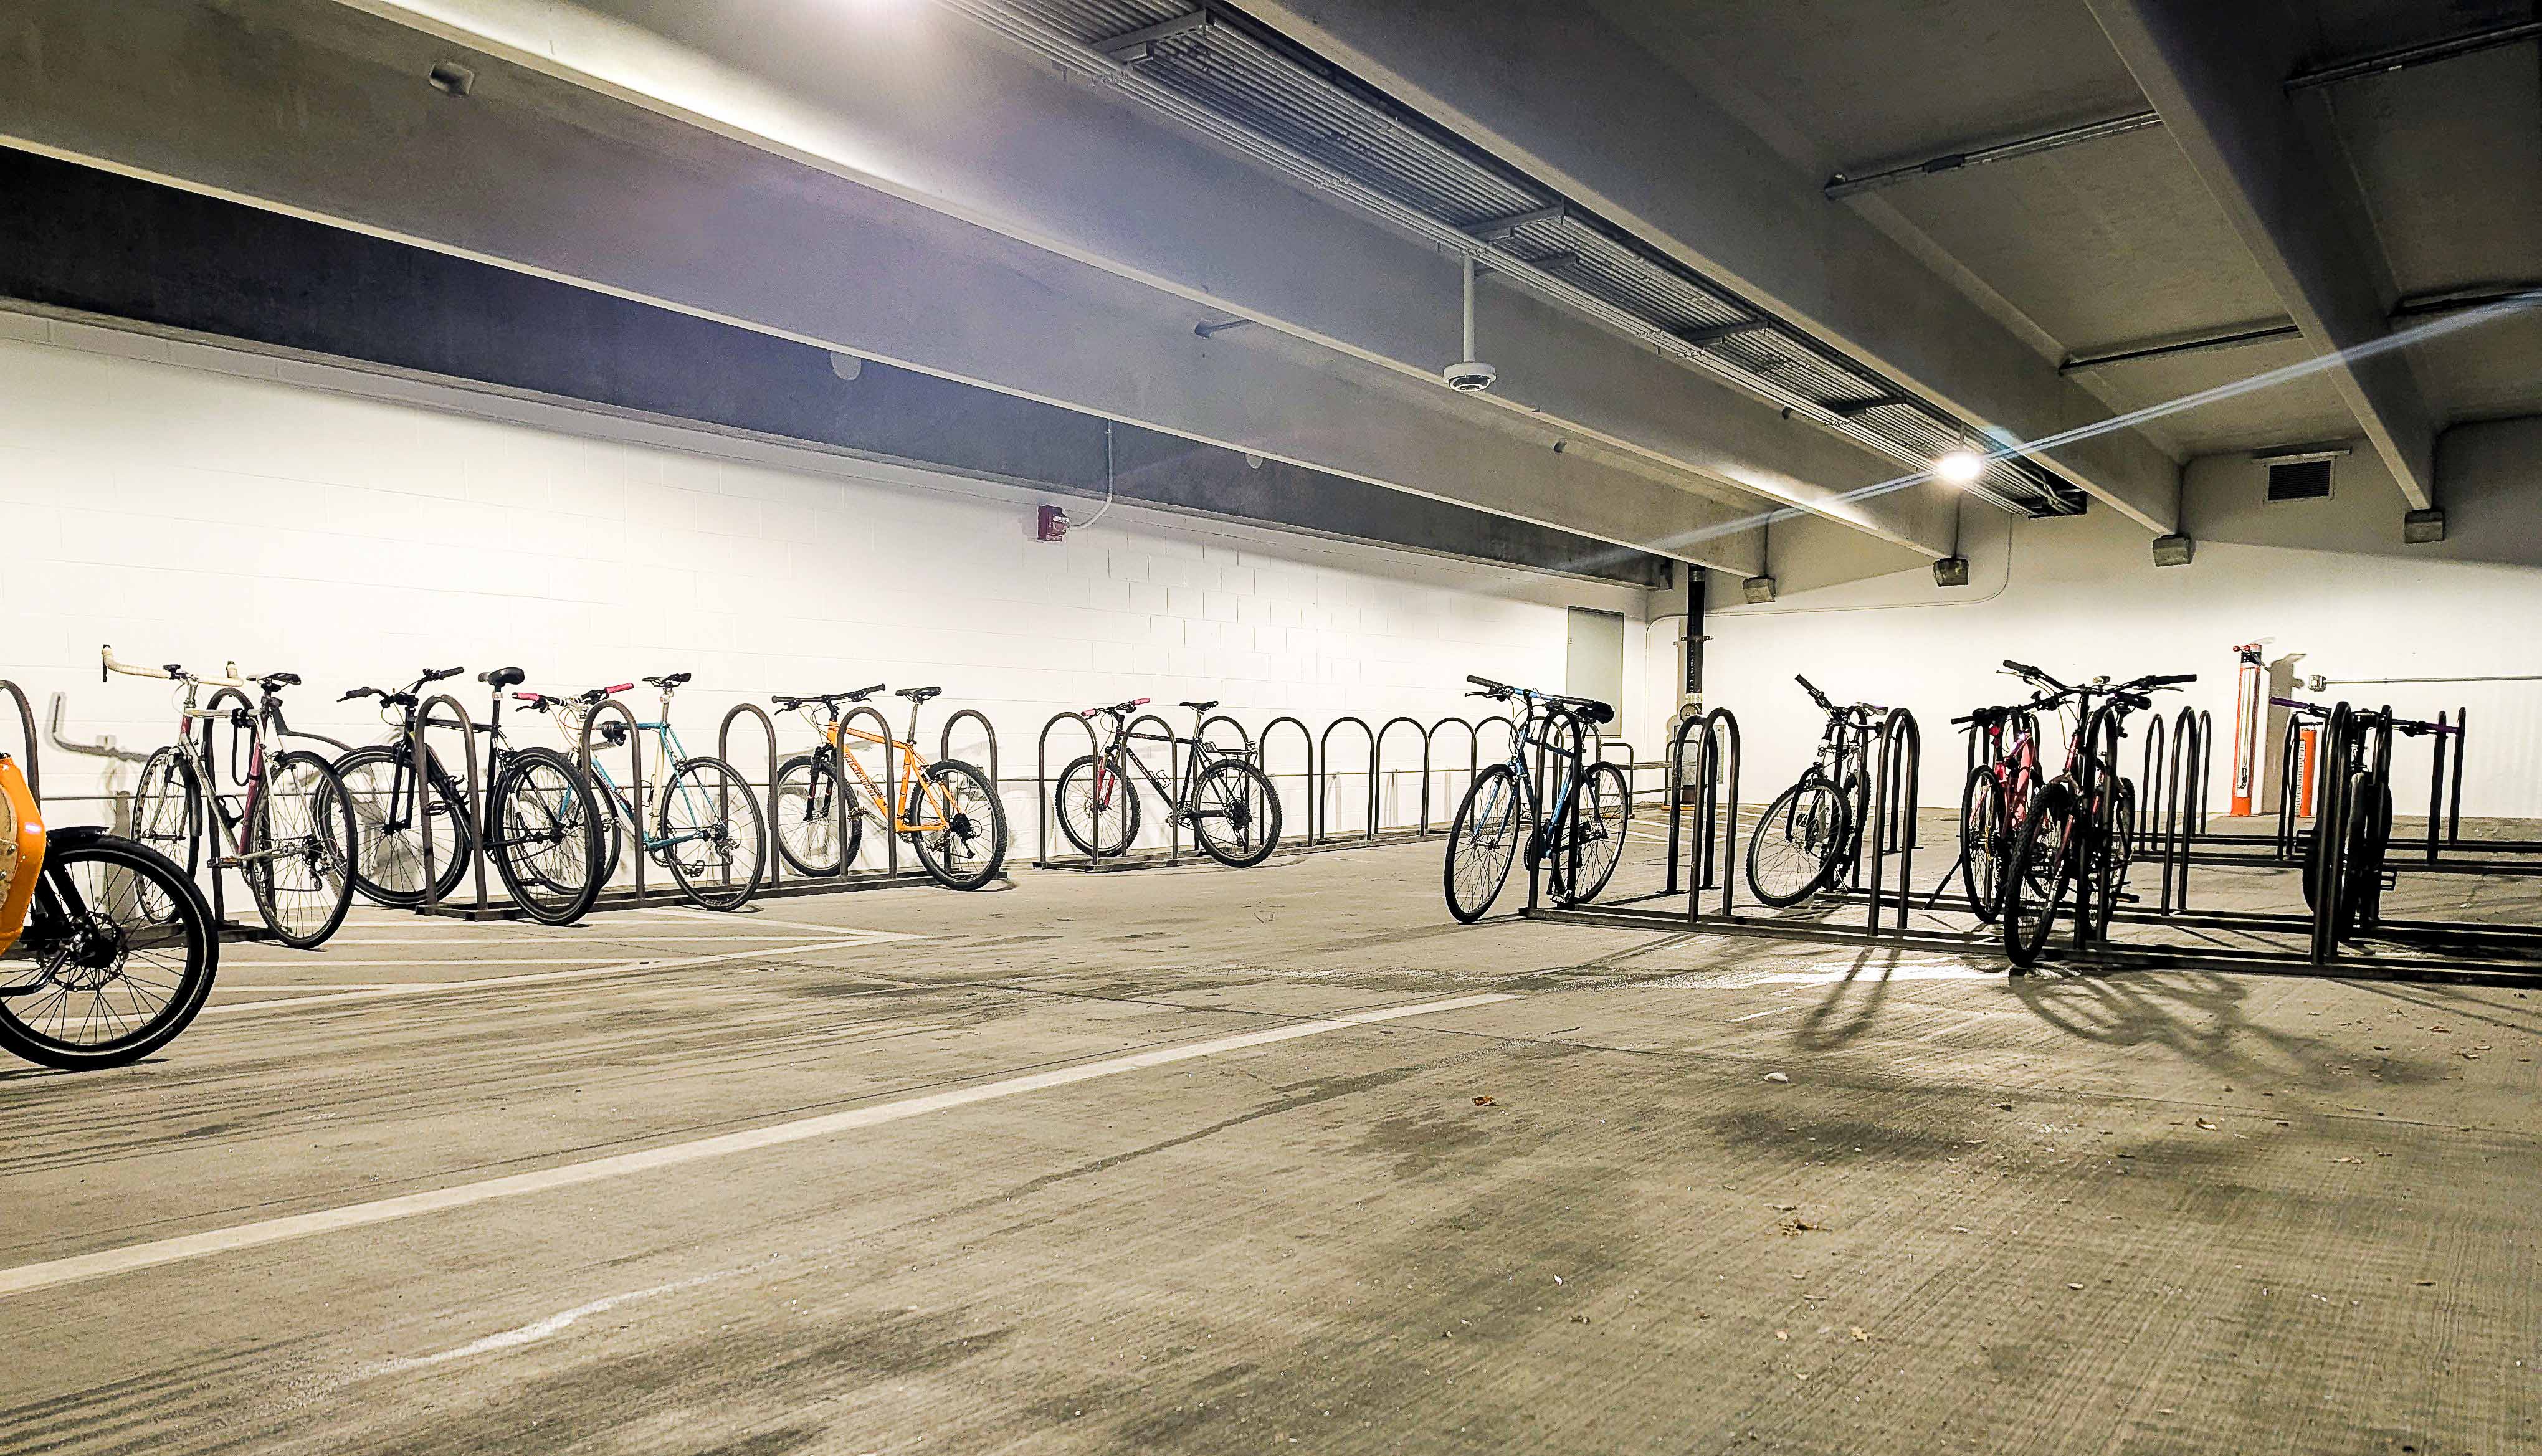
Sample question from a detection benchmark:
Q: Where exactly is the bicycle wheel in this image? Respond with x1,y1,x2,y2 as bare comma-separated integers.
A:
656,757,766,910
1554,761,1630,906
903,759,1007,890
1745,775,1852,908
487,748,605,925
771,752,861,877
1055,754,1141,859
1443,763,1525,923
242,750,357,948
2092,778,2138,933
130,746,203,881
1186,758,1282,868
332,743,472,907
2000,785,2076,971
2303,771,2390,935
1959,768,2006,923
0,834,219,1070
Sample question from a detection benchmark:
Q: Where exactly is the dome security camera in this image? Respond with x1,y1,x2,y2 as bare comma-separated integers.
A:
1441,359,1498,393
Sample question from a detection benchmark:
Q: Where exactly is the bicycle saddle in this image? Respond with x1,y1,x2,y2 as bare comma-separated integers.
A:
642,672,693,690
1179,699,1219,715
257,672,301,691
895,686,943,703
479,667,526,690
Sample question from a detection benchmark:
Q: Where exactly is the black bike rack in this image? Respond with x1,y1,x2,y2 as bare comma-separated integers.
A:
1316,717,1374,847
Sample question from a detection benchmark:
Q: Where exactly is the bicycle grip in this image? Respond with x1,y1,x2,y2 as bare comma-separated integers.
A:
2146,673,2197,686
602,683,634,696
2002,659,2040,677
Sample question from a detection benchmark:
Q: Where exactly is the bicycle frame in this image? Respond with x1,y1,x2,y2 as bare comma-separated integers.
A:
803,702,962,835
582,715,720,853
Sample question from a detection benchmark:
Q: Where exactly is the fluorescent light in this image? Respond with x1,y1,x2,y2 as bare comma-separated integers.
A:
1933,450,1986,485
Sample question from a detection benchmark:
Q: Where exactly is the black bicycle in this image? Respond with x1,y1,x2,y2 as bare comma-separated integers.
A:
1054,697,1282,867
2278,697,2451,938
331,668,607,925
1441,675,1627,922
1745,675,1887,908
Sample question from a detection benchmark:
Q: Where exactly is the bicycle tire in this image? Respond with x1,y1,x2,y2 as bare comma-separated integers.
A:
2001,783,2075,971
487,747,605,925
1745,774,1852,908
131,746,204,882
1443,763,1525,923
903,759,1008,889
1555,761,1630,906
1959,767,2006,923
333,743,473,907
2302,771,2391,936
771,751,862,877
1187,758,1282,868
1054,754,1141,859
2093,778,2137,935
656,756,766,911
243,749,358,948
0,834,219,1070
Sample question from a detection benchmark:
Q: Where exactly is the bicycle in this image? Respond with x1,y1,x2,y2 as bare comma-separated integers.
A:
1744,675,1888,908
1053,697,1283,868
117,646,358,948
524,673,766,911
2,748,219,1069
1949,669,2078,923
2275,697,2452,938
331,667,608,925
1998,668,2195,969
768,684,1008,891
1441,675,1627,923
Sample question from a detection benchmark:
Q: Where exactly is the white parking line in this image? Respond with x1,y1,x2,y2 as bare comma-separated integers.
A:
310,935,869,945
0,992,1515,1298
632,906,909,935
207,935,915,1016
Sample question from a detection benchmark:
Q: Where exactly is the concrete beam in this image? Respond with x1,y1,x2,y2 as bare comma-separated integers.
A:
0,0,1764,573
298,0,1954,556
2085,0,2440,511
1239,0,2188,535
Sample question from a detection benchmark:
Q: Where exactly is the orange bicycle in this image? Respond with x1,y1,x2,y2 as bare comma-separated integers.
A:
769,685,1007,890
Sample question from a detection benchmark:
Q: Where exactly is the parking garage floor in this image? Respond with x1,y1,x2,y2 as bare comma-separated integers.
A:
3,837,2536,1455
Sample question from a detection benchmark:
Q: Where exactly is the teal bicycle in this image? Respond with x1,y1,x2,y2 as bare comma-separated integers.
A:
520,674,768,910
1442,674,1629,921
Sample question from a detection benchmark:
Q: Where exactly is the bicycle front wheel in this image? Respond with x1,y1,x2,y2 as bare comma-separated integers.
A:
771,752,860,877
1443,763,1525,923
333,743,472,907
656,757,766,910
0,834,218,1070
488,748,605,925
1745,776,1851,908
1189,758,1282,868
905,759,1007,890
2001,786,2075,971
1554,761,1630,906
1959,768,2006,923
244,750,358,948
1054,754,1141,859
131,746,204,882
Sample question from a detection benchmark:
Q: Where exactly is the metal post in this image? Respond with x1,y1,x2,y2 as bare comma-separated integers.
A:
0,681,38,802
1034,711,1105,868
1259,716,1316,848
720,703,783,890
840,705,898,878
2448,705,2467,844
414,691,488,915
1374,717,1424,837
580,696,644,905
1317,718,1374,846
2427,710,2447,866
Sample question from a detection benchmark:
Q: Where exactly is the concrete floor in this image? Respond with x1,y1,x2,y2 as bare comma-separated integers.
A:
1,830,2536,1455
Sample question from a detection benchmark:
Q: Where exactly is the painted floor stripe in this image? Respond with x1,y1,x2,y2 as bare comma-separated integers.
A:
207,936,913,1017
309,935,867,945
0,992,1513,1298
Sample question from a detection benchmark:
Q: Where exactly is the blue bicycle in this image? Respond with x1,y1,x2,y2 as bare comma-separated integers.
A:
520,674,768,910
1442,674,1629,921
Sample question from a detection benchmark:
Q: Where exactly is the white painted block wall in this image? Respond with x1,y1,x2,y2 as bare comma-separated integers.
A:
1707,418,2542,823
0,322,1662,858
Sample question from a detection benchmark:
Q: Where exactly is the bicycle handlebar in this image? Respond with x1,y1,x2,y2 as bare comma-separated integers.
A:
101,644,244,689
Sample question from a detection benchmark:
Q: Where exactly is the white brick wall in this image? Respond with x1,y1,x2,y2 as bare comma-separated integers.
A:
0,321,1661,855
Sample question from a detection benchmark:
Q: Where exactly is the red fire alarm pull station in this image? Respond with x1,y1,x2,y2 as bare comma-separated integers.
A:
1037,505,1069,543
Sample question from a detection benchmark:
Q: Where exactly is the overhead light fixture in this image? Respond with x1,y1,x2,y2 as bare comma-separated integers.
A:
1933,449,1986,486
1740,574,1777,605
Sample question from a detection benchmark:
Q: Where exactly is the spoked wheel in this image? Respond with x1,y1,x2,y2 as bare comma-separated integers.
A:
2092,778,2138,935
242,750,358,948
487,748,606,925
904,759,1008,890
1552,761,1630,906
332,744,472,907
1959,768,2007,923
1443,764,1526,923
1054,754,1141,859
0,834,218,1070
2302,771,2391,936
655,757,766,911
1745,776,1854,908
1188,759,1282,868
131,747,204,882
2000,784,2077,972
771,752,862,877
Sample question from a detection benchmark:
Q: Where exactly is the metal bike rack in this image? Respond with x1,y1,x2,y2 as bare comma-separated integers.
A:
1659,708,1741,916
579,695,648,905
1373,716,1427,837
415,690,492,918
1427,716,1483,837
1317,716,1374,847
1034,710,1121,872
1256,715,1316,847
719,703,785,891
0,680,37,802
839,703,902,879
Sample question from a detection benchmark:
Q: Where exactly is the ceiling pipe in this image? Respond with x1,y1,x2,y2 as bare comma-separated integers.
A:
2059,282,2542,373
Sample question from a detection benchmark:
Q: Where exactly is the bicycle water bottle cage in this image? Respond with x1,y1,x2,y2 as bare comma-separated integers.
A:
478,667,526,690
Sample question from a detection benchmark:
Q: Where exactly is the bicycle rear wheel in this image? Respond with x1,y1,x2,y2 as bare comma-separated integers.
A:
1189,758,1282,868
904,759,1007,889
1959,768,2006,923
657,757,766,910
2000,786,2075,971
1054,754,1141,859
333,743,472,907
771,752,862,877
1554,761,1629,906
1745,776,1852,908
244,750,357,948
1443,764,1525,923
488,748,605,924
0,834,218,1070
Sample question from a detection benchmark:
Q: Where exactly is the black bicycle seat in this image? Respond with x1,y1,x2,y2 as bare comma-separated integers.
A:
1180,699,1220,715
480,666,526,690
258,672,301,691
1576,699,1614,726
642,672,693,689
895,686,943,703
